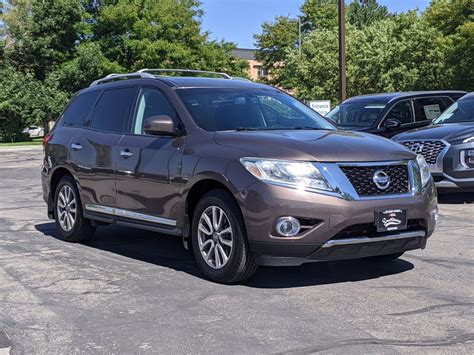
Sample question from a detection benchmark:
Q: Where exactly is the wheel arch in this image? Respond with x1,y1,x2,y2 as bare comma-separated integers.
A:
181,174,243,249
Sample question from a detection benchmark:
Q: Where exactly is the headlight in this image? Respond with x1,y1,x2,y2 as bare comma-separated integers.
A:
240,158,333,192
463,137,474,144
416,154,432,187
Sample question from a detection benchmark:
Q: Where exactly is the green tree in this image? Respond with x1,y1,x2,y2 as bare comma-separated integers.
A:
89,0,246,74
301,0,338,31
348,0,390,28
424,0,473,35
283,12,453,103
3,0,85,80
254,16,299,85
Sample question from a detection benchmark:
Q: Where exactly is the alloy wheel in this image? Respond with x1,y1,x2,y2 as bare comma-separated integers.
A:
197,206,233,269
57,185,77,232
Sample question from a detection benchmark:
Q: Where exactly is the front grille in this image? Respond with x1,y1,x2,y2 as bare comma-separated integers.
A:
340,164,409,196
401,140,446,165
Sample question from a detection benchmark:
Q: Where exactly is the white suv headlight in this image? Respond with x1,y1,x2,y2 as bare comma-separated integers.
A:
416,154,432,187
240,158,334,192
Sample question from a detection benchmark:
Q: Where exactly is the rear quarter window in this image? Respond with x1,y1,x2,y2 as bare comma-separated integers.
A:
63,91,100,127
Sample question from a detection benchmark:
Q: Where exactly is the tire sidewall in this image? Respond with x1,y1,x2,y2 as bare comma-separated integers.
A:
53,176,84,241
191,191,248,282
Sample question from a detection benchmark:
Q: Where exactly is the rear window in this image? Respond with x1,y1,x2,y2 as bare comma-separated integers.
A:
90,88,136,133
63,91,99,127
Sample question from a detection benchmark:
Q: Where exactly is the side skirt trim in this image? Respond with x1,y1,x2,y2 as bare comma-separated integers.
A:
85,203,177,227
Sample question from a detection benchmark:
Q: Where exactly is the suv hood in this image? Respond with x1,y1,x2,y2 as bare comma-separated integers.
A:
214,130,415,162
394,123,474,143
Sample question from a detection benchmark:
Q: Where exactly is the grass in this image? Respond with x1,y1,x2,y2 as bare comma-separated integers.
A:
0,138,43,147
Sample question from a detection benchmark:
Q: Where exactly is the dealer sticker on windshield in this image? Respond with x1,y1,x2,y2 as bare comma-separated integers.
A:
375,209,407,232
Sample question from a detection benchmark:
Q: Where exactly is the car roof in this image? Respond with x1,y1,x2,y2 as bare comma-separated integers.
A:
342,91,468,104
459,92,474,101
81,74,274,94
155,76,272,89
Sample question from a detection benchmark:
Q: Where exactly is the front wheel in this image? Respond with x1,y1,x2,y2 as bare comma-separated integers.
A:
191,189,257,284
54,175,95,242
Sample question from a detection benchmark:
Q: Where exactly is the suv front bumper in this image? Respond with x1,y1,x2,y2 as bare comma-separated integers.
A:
237,180,437,266
435,142,474,191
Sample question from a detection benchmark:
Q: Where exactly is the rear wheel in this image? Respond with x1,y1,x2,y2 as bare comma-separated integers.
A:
54,175,95,242
191,189,257,284
365,252,404,262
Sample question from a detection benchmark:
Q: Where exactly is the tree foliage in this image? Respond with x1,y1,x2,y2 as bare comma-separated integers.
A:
348,0,390,28
0,0,247,138
256,0,473,103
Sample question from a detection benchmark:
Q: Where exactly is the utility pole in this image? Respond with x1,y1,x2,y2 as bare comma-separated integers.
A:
289,17,302,58
338,0,347,102
298,17,302,58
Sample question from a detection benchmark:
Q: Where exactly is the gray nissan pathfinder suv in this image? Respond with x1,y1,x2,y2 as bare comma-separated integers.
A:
41,69,438,283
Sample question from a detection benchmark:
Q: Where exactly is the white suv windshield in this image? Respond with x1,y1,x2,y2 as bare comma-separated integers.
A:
177,88,336,132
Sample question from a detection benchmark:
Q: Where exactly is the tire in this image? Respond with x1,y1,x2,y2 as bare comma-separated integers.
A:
53,175,95,242
191,189,258,284
365,252,404,262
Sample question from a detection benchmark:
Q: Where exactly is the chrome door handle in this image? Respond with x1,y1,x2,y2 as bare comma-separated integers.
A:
71,143,82,151
120,150,134,159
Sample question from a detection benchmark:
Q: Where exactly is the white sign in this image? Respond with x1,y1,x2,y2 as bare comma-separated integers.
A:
309,100,331,115
423,104,442,120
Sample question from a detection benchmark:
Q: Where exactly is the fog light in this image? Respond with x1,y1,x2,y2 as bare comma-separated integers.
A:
468,150,474,164
275,217,301,237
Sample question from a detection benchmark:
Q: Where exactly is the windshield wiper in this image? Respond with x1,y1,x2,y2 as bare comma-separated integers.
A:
291,126,325,130
234,127,262,131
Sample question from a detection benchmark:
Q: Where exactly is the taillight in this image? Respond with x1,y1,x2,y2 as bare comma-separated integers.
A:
43,133,53,146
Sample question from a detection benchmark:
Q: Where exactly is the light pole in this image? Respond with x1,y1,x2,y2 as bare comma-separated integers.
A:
289,17,302,57
338,0,347,102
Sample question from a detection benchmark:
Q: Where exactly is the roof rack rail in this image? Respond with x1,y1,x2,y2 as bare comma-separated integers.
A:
137,68,233,79
90,72,155,86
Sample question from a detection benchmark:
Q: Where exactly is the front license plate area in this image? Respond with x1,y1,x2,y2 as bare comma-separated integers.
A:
375,209,407,232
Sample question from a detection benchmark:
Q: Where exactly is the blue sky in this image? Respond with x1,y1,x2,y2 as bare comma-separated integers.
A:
200,0,431,48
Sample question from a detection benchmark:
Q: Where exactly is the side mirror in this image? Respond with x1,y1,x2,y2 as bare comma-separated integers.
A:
384,118,401,130
143,115,177,136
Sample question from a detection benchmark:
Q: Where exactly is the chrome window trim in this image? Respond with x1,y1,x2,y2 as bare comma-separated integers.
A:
320,230,426,248
85,204,177,226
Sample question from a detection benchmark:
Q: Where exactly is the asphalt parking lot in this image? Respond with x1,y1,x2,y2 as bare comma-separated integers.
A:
0,146,473,354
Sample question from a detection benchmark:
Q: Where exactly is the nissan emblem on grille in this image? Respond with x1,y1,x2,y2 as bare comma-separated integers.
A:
373,170,391,190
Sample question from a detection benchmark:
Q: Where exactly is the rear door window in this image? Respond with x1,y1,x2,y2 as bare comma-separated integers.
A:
413,97,449,121
385,100,414,125
90,87,136,133
63,91,99,127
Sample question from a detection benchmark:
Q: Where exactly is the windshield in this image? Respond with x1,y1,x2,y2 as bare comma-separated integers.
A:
326,102,386,128
176,88,336,132
433,98,474,124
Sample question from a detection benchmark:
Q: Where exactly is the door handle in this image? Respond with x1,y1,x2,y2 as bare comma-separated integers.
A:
71,143,82,151
120,150,134,159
